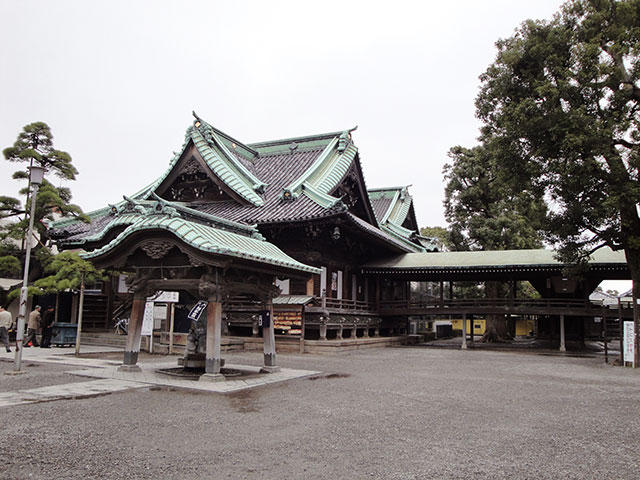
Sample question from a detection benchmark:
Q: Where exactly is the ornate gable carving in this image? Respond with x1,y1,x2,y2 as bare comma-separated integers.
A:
163,155,234,203
331,163,375,223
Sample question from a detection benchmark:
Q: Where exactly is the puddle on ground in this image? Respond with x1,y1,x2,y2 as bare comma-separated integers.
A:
307,372,350,381
226,388,261,413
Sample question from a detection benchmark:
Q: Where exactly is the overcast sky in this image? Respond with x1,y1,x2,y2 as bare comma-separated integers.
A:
1,0,567,228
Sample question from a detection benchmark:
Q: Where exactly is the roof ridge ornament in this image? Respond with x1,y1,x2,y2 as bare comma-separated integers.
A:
121,195,150,216
149,192,181,218
337,126,358,153
192,110,203,128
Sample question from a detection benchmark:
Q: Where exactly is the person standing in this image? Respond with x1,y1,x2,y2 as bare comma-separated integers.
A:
0,305,12,353
40,305,55,348
23,305,41,347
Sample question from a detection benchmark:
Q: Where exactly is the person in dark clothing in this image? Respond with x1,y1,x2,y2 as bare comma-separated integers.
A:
40,306,55,348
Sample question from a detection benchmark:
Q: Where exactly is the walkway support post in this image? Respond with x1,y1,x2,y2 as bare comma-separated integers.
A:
461,313,467,350
602,305,608,363
559,314,566,352
75,273,85,356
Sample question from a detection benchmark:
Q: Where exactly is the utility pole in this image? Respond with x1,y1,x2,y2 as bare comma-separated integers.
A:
12,166,45,373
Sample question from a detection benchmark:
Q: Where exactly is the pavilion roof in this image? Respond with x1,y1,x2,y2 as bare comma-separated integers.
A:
78,198,321,275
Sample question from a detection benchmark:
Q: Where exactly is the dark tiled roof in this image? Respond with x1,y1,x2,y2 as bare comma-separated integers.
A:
50,210,113,241
192,147,343,224
370,196,394,222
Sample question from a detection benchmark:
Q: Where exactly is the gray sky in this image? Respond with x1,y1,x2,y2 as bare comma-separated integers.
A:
1,0,566,228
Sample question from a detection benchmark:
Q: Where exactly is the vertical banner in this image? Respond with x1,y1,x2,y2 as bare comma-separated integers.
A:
623,321,635,366
141,301,155,336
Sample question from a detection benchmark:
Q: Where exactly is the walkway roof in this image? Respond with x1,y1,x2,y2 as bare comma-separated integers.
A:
363,248,629,280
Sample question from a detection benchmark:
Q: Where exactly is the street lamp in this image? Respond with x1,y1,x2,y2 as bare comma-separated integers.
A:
13,165,45,372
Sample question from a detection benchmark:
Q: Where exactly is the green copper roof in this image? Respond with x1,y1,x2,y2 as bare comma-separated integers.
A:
81,214,320,274
369,186,412,225
364,248,628,270
190,122,266,205
272,295,314,305
138,117,266,207
367,186,423,251
283,132,358,201
62,196,264,247
380,225,425,253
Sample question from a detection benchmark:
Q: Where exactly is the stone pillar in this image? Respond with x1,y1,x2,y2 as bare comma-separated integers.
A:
461,313,468,350
252,317,259,337
352,327,358,339
337,325,343,340
559,314,566,352
374,326,380,337
261,303,280,373
201,300,225,382
363,324,369,338
320,322,327,341
120,295,145,371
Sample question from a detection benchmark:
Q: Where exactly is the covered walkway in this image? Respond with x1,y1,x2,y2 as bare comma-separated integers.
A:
364,247,631,352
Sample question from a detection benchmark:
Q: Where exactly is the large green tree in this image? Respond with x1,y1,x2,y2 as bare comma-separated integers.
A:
476,0,640,295
443,143,546,252
443,142,546,340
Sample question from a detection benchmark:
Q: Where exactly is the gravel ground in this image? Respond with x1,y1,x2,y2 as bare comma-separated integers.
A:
1,347,639,479
0,361,94,392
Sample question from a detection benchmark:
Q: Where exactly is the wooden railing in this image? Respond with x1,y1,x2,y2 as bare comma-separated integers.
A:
225,295,633,318
317,297,376,313
379,298,592,310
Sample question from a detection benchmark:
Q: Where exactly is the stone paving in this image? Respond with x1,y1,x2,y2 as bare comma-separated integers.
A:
0,378,145,407
0,344,322,407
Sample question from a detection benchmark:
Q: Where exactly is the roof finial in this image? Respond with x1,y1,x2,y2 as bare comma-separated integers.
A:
192,111,203,128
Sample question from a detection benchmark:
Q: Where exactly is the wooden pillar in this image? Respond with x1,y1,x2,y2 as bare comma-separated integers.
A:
306,277,314,296
559,314,566,352
261,302,280,373
469,316,475,346
461,313,467,350
201,300,225,382
120,293,145,371
439,281,444,308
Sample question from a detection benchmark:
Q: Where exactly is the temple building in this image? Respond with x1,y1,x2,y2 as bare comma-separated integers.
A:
49,113,432,359
48,113,631,366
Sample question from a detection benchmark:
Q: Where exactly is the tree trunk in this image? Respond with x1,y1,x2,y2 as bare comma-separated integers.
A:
482,281,511,342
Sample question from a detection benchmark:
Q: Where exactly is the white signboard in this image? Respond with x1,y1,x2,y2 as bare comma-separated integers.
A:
148,291,179,303
117,275,129,293
623,321,635,365
141,301,155,336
